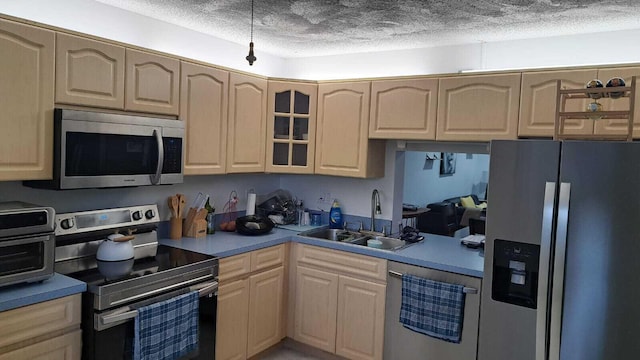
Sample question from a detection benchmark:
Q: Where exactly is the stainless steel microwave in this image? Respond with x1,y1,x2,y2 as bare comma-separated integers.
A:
25,109,184,190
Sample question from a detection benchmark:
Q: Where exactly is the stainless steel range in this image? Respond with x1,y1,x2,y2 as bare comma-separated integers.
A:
54,204,218,360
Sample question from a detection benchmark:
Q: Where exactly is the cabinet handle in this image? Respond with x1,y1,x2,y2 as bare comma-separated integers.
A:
387,270,477,294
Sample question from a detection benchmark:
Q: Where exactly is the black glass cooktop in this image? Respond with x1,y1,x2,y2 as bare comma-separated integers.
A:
55,245,215,288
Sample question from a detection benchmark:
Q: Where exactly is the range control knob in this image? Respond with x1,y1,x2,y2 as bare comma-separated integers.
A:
132,211,143,221
145,209,156,220
60,218,75,230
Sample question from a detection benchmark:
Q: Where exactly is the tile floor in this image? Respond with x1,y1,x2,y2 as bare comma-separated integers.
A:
252,339,345,360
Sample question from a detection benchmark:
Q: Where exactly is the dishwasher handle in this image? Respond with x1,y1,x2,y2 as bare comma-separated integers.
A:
96,280,218,330
388,270,478,294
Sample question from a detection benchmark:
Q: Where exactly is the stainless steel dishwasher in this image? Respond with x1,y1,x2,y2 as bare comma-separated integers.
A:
383,261,482,360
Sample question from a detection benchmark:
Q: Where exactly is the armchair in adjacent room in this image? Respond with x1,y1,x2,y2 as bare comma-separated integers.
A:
416,202,458,236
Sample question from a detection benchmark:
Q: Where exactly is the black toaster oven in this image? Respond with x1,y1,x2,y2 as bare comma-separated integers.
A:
0,201,55,288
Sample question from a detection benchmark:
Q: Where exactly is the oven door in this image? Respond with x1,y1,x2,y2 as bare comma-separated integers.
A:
60,118,183,189
0,234,54,288
84,280,217,360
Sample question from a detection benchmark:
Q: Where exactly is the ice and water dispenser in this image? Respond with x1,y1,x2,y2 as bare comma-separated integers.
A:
492,239,540,309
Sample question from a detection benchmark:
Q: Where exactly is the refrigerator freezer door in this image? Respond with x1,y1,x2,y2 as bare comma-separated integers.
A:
553,141,640,360
478,140,561,360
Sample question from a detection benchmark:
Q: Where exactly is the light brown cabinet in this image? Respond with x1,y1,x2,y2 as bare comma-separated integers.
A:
216,245,286,360
216,278,251,360
125,48,180,115
437,73,521,141
316,82,385,178
227,73,268,173
292,244,387,360
0,18,54,181
180,61,229,175
55,33,126,109
519,69,597,137
0,294,81,359
369,78,438,140
266,81,317,174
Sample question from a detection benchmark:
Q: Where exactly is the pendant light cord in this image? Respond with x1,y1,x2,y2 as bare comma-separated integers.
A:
250,0,254,42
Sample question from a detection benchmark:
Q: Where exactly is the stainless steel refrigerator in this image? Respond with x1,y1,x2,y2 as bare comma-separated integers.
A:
478,139,640,360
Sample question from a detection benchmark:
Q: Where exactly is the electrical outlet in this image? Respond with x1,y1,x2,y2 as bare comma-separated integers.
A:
318,192,331,204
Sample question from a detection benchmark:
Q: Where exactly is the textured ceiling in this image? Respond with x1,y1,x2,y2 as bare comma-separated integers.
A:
94,0,640,57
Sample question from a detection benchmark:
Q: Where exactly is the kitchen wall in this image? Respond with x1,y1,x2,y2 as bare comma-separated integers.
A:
403,152,490,207
0,142,402,225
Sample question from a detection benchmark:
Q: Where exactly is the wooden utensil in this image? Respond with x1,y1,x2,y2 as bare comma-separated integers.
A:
168,197,177,218
177,193,186,218
171,195,179,217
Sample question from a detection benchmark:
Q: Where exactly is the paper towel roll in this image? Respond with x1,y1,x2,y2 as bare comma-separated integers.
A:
246,193,256,216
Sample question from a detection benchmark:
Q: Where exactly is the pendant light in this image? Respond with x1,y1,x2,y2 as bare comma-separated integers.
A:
246,0,257,65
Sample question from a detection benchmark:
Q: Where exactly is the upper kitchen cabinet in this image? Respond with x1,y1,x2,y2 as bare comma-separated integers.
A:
0,19,54,181
125,49,180,115
180,62,229,175
316,82,385,178
227,73,268,173
369,78,438,140
519,69,597,137
437,73,521,141
55,33,125,109
594,67,640,138
266,81,317,174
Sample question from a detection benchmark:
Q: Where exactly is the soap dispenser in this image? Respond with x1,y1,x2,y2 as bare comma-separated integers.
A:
329,200,342,229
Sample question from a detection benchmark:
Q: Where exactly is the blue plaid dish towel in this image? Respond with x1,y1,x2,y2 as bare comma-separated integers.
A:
399,274,465,343
134,291,199,360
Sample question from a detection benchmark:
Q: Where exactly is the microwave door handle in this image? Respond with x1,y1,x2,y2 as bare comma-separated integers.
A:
151,129,164,185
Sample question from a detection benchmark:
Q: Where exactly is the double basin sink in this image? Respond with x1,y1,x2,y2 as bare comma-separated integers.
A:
299,227,414,251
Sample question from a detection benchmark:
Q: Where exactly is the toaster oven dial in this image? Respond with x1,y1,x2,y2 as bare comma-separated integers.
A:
132,211,143,221
60,218,75,230
145,209,156,220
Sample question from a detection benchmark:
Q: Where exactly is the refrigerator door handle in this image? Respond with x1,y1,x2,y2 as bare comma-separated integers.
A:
548,182,571,360
536,182,558,360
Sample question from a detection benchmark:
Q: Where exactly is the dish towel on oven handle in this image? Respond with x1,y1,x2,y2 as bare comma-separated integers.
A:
134,291,199,360
399,274,465,343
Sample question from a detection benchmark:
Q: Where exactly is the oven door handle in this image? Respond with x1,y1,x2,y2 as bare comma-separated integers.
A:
99,280,218,326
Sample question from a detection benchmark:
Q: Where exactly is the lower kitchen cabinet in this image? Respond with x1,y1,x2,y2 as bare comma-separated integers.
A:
247,266,285,357
216,245,286,360
292,243,387,360
294,266,339,353
216,278,250,360
0,294,81,359
336,275,386,360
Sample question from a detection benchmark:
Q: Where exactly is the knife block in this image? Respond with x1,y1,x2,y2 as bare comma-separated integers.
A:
183,207,208,238
184,219,207,238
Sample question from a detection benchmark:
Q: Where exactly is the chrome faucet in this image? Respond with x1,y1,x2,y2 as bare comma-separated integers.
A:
371,189,381,232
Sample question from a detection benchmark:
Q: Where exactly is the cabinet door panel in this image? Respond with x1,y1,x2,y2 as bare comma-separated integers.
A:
0,19,54,181
370,78,438,140
437,73,521,141
180,62,228,175
595,67,640,138
125,49,179,115
56,33,125,109
316,82,384,177
216,279,250,360
519,69,596,137
266,81,317,174
0,330,81,360
247,266,285,357
294,266,339,353
227,73,267,173
336,276,386,360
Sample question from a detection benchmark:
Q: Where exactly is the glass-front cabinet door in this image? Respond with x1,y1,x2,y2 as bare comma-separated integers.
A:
266,81,317,173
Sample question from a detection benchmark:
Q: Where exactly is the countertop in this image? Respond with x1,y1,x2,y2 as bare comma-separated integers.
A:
0,273,86,312
1,227,482,313
160,227,484,278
